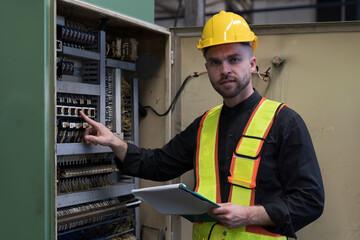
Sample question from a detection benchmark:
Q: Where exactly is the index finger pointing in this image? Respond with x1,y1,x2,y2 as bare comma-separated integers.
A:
79,110,98,127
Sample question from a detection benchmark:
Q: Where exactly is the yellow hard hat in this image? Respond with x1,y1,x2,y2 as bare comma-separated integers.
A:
197,11,257,51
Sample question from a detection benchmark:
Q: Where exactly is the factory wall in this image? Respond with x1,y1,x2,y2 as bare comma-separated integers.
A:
171,22,360,239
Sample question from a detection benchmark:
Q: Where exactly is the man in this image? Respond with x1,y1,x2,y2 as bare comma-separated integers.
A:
80,11,324,239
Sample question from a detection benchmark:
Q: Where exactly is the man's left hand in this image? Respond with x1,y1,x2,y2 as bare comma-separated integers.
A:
208,203,275,229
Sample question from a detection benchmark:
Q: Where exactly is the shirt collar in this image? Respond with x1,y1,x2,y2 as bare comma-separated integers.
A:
222,89,262,114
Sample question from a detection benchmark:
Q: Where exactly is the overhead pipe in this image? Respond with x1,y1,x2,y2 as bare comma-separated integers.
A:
155,1,358,21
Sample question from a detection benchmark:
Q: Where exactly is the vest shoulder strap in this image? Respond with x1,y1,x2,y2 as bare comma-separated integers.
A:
195,104,223,202
229,98,284,189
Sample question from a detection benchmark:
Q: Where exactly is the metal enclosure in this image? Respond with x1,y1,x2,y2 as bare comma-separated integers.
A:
79,0,155,23
0,0,170,239
0,0,55,239
55,1,171,239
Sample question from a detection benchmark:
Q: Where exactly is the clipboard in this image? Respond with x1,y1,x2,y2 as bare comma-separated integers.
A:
131,183,219,222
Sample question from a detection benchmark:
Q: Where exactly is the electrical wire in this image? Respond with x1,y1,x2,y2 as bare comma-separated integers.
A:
207,222,219,240
122,78,133,131
142,69,271,117
143,71,207,117
174,0,183,27
253,66,271,82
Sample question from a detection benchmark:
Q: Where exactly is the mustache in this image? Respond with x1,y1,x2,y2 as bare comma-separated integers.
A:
218,73,234,81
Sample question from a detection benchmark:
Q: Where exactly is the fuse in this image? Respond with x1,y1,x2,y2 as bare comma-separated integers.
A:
63,106,69,115
89,108,96,117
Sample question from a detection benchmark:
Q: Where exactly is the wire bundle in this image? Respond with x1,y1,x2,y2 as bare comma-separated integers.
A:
121,78,132,134
57,174,113,193
106,71,115,131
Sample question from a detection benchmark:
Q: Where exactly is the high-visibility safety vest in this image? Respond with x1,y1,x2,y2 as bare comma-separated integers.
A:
193,98,287,240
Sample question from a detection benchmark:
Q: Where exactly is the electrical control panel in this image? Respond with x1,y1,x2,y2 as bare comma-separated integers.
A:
53,0,171,239
55,3,144,239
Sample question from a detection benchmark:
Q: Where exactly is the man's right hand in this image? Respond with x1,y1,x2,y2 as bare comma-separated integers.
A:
79,111,128,161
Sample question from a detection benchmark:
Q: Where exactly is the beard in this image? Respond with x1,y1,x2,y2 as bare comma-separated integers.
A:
211,74,251,99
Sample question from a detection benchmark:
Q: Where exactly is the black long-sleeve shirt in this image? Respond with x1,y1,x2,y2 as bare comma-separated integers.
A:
117,90,324,238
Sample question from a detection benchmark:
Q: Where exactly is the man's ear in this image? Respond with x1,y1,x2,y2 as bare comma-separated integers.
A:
250,57,257,73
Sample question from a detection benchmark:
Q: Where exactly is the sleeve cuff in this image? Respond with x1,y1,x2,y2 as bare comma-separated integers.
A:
262,201,296,238
113,142,137,171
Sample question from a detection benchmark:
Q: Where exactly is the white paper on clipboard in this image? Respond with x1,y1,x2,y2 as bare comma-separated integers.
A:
131,183,219,215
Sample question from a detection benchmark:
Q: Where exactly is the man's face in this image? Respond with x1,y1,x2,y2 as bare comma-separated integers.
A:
205,43,256,106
